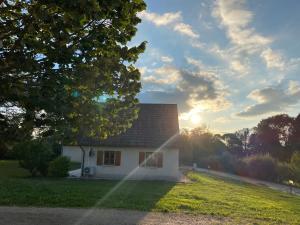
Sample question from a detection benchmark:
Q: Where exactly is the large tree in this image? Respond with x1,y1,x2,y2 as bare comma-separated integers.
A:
0,0,146,150
249,114,294,161
289,113,300,151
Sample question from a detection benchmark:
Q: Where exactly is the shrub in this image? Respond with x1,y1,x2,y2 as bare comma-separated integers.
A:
14,139,53,176
243,154,278,181
277,162,292,182
232,159,248,177
198,152,242,174
48,156,71,177
290,152,300,182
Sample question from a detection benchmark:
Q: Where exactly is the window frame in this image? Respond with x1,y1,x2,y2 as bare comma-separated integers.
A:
140,151,162,168
103,151,116,166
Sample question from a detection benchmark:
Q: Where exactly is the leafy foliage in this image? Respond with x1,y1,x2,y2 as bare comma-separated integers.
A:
178,113,300,183
250,114,294,161
290,152,300,182
14,139,53,176
0,0,146,147
243,154,278,181
48,156,71,177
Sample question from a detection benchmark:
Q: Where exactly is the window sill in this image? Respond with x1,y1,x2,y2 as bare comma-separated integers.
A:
139,166,162,169
97,165,119,167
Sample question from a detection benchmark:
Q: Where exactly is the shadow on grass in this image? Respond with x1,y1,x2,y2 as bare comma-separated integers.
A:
0,176,176,211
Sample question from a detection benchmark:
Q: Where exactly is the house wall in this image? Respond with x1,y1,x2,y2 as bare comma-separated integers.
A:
62,146,180,180
62,146,82,162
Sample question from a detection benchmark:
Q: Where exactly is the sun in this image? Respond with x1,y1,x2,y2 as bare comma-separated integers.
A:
190,114,201,124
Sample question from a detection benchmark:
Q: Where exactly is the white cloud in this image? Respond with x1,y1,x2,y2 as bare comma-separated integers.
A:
190,40,206,49
187,95,231,113
213,0,272,49
138,11,181,26
173,23,199,38
260,48,285,70
142,66,181,84
185,57,205,69
161,55,173,63
185,56,222,80
288,81,300,95
139,10,199,38
211,0,291,74
230,60,249,74
138,66,148,75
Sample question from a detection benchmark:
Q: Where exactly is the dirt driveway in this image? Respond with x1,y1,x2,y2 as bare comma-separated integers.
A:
0,206,229,225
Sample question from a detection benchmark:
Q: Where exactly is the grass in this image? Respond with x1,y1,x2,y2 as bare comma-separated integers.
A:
1,160,300,224
0,160,30,178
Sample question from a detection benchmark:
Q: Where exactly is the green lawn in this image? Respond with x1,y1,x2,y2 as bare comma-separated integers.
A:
0,160,30,178
1,160,300,224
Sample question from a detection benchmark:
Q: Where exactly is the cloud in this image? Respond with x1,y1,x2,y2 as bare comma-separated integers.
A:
140,63,231,119
211,0,291,74
237,83,300,117
139,11,199,38
288,80,300,95
260,48,285,70
138,66,148,75
185,57,205,69
213,0,272,50
161,55,173,63
142,66,181,84
185,56,222,80
215,116,231,124
230,60,249,74
173,23,199,38
138,11,181,26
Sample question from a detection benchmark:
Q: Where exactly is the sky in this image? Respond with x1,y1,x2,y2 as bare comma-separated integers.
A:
131,0,300,133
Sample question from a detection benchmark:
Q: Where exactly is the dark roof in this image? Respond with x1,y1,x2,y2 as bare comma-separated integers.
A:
80,104,179,148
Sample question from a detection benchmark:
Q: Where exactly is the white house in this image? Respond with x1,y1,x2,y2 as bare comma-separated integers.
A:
63,104,180,181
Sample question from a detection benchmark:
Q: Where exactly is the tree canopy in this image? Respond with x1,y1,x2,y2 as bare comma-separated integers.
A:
0,0,147,148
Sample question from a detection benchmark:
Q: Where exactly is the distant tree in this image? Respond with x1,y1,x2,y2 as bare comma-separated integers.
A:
178,129,193,165
0,1,146,151
290,152,300,182
250,114,294,161
235,128,250,154
289,113,300,151
189,127,226,164
222,133,244,156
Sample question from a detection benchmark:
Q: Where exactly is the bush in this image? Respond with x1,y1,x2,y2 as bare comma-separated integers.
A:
232,159,248,177
277,162,292,182
198,152,242,174
14,139,53,176
243,154,278,181
48,156,71,177
290,152,300,182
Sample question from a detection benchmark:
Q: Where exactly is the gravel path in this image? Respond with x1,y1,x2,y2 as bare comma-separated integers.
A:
0,206,229,225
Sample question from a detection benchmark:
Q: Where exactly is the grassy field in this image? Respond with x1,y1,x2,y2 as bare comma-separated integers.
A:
1,160,300,224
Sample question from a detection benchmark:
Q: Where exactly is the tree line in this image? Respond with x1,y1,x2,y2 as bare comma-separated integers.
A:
179,113,300,164
178,113,300,183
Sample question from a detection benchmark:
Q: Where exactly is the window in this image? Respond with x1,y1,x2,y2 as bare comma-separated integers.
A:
97,151,121,166
104,151,115,165
139,152,163,168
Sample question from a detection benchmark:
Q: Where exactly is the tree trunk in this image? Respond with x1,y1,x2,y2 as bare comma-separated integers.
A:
79,145,85,177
